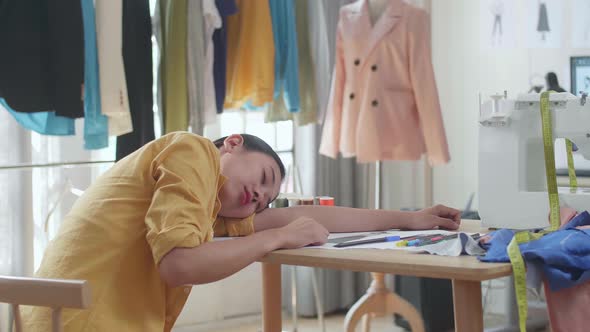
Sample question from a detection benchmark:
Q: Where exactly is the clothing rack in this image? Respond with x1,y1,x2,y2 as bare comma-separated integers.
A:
0,160,115,171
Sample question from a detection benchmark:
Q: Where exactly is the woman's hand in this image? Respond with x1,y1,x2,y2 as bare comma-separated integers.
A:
276,217,329,248
404,204,461,230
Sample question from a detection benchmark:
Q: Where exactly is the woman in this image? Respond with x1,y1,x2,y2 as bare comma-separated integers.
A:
23,132,460,331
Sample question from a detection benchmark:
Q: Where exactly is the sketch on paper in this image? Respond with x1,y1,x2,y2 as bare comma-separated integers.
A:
537,1,550,41
525,0,562,48
480,0,516,49
571,0,590,48
490,0,503,46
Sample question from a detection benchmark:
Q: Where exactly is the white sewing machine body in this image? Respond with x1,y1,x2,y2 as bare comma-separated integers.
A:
479,92,590,229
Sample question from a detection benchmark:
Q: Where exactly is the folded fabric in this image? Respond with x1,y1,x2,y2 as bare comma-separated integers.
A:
407,233,486,256
479,211,590,291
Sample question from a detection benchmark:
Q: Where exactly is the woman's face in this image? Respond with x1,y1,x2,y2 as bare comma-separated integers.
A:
217,135,282,218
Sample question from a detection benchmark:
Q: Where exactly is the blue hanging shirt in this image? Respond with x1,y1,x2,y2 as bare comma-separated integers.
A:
1,98,75,135
479,211,590,291
268,0,300,113
81,0,108,149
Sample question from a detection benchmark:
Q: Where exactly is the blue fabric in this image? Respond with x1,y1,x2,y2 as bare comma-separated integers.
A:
479,211,590,291
241,100,269,111
213,0,238,114
268,0,300,113
81,0,108,149
1,98,75,135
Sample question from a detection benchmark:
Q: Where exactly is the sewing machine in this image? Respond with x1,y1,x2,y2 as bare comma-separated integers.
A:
479,92,590,229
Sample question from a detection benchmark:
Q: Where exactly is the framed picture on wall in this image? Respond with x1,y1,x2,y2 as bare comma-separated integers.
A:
570,56,590,96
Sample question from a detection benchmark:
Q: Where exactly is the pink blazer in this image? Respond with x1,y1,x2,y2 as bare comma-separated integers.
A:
319,0,450,164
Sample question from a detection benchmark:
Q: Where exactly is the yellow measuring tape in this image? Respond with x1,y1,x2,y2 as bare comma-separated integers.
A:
506,91,574,332
507,232,543,332
539,91,561,231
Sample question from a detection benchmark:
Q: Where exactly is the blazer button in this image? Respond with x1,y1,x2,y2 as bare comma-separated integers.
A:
354,59,360,66
372,100,379,107
349,93,355,99
371,64,377,71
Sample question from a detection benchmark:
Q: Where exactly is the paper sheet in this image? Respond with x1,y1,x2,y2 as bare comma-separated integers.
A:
215,229,484,256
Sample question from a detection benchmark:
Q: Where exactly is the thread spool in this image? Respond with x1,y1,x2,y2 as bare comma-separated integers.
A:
271,197,289,208
288,198,301,207
300,197,314,205
318,196,335,206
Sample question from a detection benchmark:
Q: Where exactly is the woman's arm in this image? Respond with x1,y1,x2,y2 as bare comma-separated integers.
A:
159,217,328,287
253,204,462,233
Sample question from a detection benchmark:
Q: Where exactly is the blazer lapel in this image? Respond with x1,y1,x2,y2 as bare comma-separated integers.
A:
359,0,405,66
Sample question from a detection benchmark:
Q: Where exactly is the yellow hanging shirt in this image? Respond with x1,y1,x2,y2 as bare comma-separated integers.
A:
21,132,255,332
224,0,275,109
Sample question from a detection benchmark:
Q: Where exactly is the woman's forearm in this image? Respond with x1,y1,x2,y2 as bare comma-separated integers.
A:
159,229,283,287
254,206,411,233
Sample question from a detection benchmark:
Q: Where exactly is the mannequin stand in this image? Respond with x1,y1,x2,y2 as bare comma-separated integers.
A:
344,273,425,332
343,162,425,332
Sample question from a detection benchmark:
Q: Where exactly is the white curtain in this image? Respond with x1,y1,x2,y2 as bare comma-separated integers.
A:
0,108,28,332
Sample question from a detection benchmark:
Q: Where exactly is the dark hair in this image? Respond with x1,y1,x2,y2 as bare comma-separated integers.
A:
213,134,286,180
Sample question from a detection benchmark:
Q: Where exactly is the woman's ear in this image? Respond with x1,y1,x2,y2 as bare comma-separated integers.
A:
223,134,244,153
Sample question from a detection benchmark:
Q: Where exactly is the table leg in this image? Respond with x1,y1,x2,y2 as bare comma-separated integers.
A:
452,279,483,332
262,263,282,332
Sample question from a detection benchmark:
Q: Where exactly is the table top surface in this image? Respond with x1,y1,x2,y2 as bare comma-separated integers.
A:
258,220,512,281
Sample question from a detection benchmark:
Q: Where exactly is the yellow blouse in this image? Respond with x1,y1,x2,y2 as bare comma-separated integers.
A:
22,132,254,332
224,0,275,109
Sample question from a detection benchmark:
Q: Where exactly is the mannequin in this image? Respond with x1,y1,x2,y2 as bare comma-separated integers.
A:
368,0,391,25
344,1,430,331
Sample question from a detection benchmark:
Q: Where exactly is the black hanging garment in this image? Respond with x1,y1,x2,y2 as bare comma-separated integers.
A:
116,0,155,160
0,0,84,118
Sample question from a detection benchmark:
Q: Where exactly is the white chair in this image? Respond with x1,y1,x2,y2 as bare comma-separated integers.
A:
0,276,91,332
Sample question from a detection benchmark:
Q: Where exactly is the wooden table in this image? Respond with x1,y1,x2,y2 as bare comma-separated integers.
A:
258,220,512,332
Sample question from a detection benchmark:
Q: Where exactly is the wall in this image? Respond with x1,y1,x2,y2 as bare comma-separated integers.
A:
174,263,263,328
431,0,590,210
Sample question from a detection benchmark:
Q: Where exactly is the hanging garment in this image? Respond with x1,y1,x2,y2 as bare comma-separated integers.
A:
310,0,356,124
160,0,189,133
96,0,133,136
212,0,238,114
319,0,450,164
152,0,164,132
1,99,75,135
0,0,84,119
81,0,109,150
186,0,206,135
292,0,318,126
265,0,317,126
224,0,275,109
202,0,222,125
268,0,300,113
116,0,155,160
480,211,590,291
